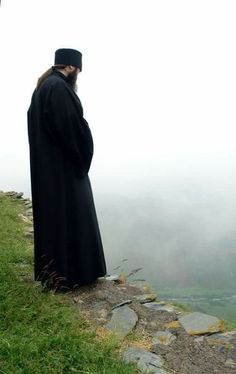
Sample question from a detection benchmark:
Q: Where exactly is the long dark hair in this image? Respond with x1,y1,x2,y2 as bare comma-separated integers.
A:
36,64,66,91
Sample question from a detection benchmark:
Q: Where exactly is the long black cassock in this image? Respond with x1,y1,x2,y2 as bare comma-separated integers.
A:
27,69,107,288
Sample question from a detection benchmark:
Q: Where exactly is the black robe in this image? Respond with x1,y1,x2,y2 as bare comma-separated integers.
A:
27,69,107,289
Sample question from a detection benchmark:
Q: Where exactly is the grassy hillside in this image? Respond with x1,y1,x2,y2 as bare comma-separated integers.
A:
0,194,137,373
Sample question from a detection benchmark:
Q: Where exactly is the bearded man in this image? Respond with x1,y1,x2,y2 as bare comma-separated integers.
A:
27,48,107,291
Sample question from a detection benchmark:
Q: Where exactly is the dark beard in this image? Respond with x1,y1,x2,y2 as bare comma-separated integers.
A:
66,70,78,92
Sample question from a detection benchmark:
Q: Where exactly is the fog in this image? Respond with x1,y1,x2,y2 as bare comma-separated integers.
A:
93,170,236,283
18,162,236,295
1,1,236,319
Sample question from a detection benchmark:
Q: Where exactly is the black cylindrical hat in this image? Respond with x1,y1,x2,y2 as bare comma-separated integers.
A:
54,48,82,71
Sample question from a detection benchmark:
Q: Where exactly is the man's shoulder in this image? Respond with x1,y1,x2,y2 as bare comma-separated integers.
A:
40,74,68,92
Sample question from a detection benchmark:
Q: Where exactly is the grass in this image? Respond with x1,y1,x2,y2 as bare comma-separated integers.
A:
0,194,138,374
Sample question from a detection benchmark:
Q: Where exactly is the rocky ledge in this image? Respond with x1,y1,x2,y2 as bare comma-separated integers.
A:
2,189,236,374
69,278,236,374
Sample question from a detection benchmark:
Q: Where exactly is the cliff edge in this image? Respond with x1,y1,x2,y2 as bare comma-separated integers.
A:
1,189,236,374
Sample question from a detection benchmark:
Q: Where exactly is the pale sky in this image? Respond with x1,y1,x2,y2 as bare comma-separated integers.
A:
1,0,236,198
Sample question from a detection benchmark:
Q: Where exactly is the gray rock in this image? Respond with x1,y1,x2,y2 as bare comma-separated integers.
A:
152,331,176,346
133,293,157,303
206,330,236,345
105,274,119,281
105,305,138,339
13,192,24,198
207,331,236,361
5,191,17,196
178,312,224,335
111,299,133,310
143,302,176,313
225,358,236,367
121,346,168,373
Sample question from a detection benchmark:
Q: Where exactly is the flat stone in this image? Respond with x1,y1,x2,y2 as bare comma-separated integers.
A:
152,331,177,346
133,293,157,303
143,301,176,313
12,192,24,198
105,274,120,281
105,305,138,339
178,312,224,336
206,331,236,346
111,299,133,310
225,358,236,367
207,331,236,361
121,346,168,373
105,273,126,284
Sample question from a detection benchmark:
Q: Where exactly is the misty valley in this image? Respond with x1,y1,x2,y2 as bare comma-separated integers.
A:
95,180,236,324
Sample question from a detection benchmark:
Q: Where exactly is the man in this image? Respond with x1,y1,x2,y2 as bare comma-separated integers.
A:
27,48,107,291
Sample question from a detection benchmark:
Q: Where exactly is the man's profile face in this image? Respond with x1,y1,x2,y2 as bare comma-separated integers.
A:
66,67,80,92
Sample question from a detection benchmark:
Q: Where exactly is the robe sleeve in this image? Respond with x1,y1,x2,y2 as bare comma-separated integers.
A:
44,81,93,177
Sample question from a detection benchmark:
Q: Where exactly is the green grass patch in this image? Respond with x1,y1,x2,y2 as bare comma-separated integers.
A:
0,195,137,373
